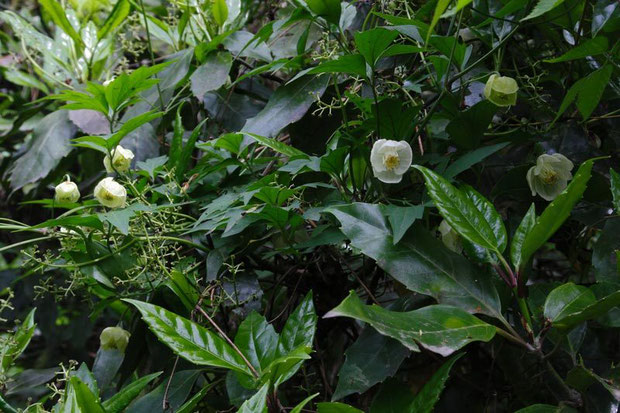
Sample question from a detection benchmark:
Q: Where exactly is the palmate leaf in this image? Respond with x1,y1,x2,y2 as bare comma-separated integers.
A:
125,300,253,376
325,291,496,356
326,203,502,319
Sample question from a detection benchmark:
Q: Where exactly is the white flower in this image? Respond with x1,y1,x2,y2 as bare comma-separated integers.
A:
484,74,518,107
54,178,80,203
526,153,574,201
370,139,413,183
94,177,127,208
104,145,134,173
438,220,463,253
100,327,131,352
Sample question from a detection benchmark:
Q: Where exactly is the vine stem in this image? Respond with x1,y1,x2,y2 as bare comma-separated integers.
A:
194,305,259,378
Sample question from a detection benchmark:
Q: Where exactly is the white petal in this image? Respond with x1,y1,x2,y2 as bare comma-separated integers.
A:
394,142,413,174
374,169,403,183
370,140,387,172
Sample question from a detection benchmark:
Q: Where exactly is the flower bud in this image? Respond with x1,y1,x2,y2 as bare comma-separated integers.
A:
100,327,131,352
370,139,413,183
104,145,134,173
438,220,463,253
526,153,574,201
484,74,518,107
94,177,127,208
54,178,80,203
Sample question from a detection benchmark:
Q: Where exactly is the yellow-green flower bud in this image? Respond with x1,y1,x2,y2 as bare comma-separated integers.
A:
370,139,413,184
54,178,80,203
104,145,134,173
526,153,574,201
94,177,127,208
484,74,518,107
438,220,463,253
100,327,130,352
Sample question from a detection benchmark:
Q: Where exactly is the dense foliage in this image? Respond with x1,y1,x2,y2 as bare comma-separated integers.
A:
0,0,619,412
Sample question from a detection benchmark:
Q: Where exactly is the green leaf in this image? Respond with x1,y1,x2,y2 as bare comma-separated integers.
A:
243,133,308,157
69,377,105,413
326,203,502,318
442,0,475,17
97,203,152,235
124,299,253,376
445,101,497,150
444,142,509,179
108,111,163,149
593,218,620,284
176,118,208,180
98,0,131,39
462,185,508,253
126,370,200,413
427,0,451,43
1,309,36,371
317,402,364,413
234,312,278,373
10,111,76,189
325,291,496,356
0,394,18,413
544,283,620,329
168,105,184,170
102,373,162,413
354,28,399,67
514,404,577,413
212,0,229,27
291,394,319,413
190,52,233,100
39,0,83,47
176,378,219,413
413,165,505,253
610,168,620,213
237,382,269,413
381,204,424,244
409,353,464,413
521,0,566,21
518,159,595,271
242,75,329,138
553,64,613,122
544,37,609,63
306,54,367,77
305,0,341,25
332,301,410,401
510,203,537,270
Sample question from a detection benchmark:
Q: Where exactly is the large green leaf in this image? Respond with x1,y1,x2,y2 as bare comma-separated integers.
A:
544,37,609,63
332,301,410,401
190,51,233,100
553,65,613,123
510,204,536,271
9,111,76,189
125,300,253,376
521,0,566,21
102,373,162,413
592,218,620,284
611,168,620,213
39,0,83,47
327,203,502,318
237,382,269,413
354,28,399,67
306,54,367,77
242,75,329,138
243,133,308,157
305,0,341,25
126,370,200,413
409,353,464,413
413,165,505,253
69,377,105,413
544,283,620,329
325,291,496,356
317,402,364,413
518,159,595,271
1,309,36,372
234,311,278,372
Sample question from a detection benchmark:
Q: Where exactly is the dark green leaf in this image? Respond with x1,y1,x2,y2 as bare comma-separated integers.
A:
234,312,278,372
409,353,464,413
381,204,424,245
544,37,609,63
522,0,567,21
190,52,233,100
354,28,399,66
102,373,162,413
611,168,620,213
306,54,367,77
237,382,269,413
510,203,537,271
243,133,308,158
305,0,341,25
446,100,497,150
545,283,620,328
125,300,253,376
326,203,502,318
553,65,613,122
444,143,509,179
325,291,496,356
593,218,620,284
98,0,131,39
317,402,364,413
126,370,200,413
413,165,505,253
69,377,105,413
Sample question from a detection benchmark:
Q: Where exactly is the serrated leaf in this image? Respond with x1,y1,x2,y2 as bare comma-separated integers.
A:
544,37,609,63
354,28,399,67
521,0,566,21
325,291,496,356
124,299,253,376
413,165,505,253
237,382,269,413
243,133,308,158
409,353,464,413
510,203,536,270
